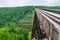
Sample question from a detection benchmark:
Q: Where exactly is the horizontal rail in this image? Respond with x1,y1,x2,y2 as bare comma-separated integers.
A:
41,8,60,11
41,8,60,14
42,12,60,19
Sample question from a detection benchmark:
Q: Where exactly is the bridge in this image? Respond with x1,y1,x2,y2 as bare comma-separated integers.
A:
31,8,60,40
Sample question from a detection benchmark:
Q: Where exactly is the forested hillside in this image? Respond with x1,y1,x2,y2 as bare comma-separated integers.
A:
36,6,60,10
0,6,34,40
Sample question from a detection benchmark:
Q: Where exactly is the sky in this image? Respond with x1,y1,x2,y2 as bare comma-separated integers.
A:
0,0,60,7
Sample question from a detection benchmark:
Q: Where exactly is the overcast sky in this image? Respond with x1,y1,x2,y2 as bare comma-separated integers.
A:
0,0,60,7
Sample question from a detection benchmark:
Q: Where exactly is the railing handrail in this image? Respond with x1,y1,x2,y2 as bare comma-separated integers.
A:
38,8,60,15
41,8,60,12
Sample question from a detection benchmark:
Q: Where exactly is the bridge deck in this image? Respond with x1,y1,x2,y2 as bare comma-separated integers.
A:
31,8,60,40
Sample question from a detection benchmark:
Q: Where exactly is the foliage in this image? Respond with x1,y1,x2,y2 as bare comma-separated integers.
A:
0,27,31,40
0,6,34,28
35,6,60,10
0,6,34,40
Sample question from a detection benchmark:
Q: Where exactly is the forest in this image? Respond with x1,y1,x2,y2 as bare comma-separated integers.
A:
0,6,34,40
0,6,60,40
